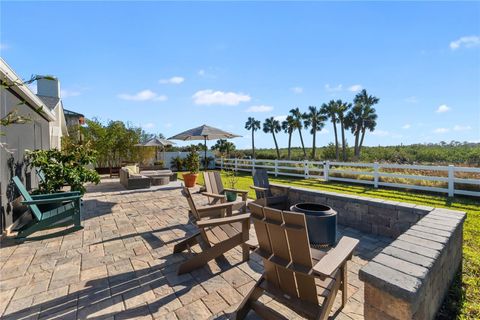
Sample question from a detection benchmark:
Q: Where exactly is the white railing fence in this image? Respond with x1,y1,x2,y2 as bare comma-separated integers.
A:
215,158,480,198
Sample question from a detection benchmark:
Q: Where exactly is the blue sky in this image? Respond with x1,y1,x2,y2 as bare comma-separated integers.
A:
1,1,479,149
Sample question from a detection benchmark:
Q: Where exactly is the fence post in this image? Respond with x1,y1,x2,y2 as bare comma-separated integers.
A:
275,159,278,177
220,158,223,170
304,160,309,178
324,161,329,181
234,158,238,172
448,165,454,197
373,162,379,188
252,158,256,175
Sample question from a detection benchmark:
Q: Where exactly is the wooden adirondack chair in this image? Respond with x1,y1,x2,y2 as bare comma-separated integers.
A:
173,187,251,275
12,177,83,239
202,171,248,212
235,202,359,320
250,169,289,209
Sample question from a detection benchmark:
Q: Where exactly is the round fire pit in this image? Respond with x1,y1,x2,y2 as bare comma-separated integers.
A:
290,203,337,247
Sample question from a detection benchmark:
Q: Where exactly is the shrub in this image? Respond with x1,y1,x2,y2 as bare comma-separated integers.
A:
185,149,200,174
171,156,184,171
27,141,100,194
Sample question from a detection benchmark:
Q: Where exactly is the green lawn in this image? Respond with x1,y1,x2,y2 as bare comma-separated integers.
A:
178,171,479,319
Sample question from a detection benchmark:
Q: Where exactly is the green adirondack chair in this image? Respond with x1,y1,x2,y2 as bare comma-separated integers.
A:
12,176,83,239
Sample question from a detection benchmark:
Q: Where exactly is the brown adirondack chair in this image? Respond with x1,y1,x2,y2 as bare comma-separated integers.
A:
173,187,251,275
235,202,359,320
202,171,248,212
250,169,288,209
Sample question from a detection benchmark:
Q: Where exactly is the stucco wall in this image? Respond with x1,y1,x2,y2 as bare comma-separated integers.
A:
0,86,51,231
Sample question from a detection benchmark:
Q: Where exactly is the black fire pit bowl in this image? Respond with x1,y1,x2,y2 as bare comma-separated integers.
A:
290,202,337,247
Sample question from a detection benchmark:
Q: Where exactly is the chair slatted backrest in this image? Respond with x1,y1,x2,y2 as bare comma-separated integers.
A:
203,171,224,195
36,168,46,184
181,187,201,221
13,176,43,221
249,202,318,305
252,169,272,198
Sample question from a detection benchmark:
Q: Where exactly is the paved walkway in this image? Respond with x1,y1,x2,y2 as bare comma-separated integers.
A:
0,179,391,319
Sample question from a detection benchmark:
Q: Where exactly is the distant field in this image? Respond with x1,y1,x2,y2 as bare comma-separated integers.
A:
231,143,480,165
178,170,480,319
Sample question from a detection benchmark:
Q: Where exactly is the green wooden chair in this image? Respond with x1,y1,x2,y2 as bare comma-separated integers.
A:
12,176,83,239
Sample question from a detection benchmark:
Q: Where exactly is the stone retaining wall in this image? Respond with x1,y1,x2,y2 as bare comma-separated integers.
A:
269,184,466,320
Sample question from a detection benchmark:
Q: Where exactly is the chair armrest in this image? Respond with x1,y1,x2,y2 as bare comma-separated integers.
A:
197,213,251,228
31,191,81,199
22,195,82,205
312,237,359,278
201,192,226,199
250,185,268,192
196,202,234,212
223,188,249,194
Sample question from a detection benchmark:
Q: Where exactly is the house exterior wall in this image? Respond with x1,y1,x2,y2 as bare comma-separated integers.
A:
0,86,51,232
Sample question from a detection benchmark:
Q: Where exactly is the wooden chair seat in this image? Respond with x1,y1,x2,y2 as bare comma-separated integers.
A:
234,202,359,320
173,187,251,275
12,177,83,240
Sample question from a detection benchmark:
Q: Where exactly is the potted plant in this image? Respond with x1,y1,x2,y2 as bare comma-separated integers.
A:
183,148,200,187
223,169,239,202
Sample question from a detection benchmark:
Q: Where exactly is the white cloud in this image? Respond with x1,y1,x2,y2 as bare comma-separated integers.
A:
118,90,167,102
61,89,81,98
291,87,303,94
405,96,418,104
159,76,184,84
436,104,451,113
165,123,173,128
348,84,362,92
433,128,450,134
142,122,155,129
450,36,480,50
319,128,329,134
246,105,274,113
402,124,411,129
274,115,287,122
325,84,343,92
453,125,472,131
198,69,206,76
192,89,251,105
0,43,9,50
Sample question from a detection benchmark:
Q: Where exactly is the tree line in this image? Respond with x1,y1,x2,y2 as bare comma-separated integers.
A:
245,89,379,161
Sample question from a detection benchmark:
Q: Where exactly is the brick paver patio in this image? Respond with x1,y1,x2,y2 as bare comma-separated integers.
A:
0,179,392,319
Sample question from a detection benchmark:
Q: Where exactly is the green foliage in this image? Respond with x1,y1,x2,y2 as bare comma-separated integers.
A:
170,156,184,171
222,169,238,189
211,139,236,156
82,118,144,167
185,148,200,174
26,141,100,194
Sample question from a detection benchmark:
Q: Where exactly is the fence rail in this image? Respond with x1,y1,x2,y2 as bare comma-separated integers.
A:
215,158,480,198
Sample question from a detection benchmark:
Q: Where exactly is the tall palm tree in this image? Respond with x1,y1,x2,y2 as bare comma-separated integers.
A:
320,101,340,160
245,117,261,159
345,104,363,158
335,100,352,161
263,117,281,159
289,107,307,158
352,89,379,158
282,115,296,160
303,106,326,159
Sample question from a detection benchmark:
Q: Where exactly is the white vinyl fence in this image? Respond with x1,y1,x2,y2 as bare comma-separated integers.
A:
216,158,480,198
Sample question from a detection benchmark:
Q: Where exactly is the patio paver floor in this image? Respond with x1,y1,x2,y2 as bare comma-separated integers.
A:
0,179,392,319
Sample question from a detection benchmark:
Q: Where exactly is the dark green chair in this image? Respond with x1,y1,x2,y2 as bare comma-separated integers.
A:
12,176,83,239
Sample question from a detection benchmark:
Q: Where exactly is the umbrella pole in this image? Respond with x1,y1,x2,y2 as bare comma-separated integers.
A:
204,136,207,171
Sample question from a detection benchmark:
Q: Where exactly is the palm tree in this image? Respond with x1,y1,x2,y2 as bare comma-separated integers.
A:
289,107,306,158
282,115,296,160
303,106,326,159
335,100,352,161
263,117,281,159
351,89,379,158
245,117,261,159
320,101,340,160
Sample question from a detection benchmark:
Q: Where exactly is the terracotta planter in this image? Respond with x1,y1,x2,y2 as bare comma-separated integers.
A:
182,173,198,187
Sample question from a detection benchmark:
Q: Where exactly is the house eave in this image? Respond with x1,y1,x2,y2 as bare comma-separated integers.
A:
0,58,56,122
